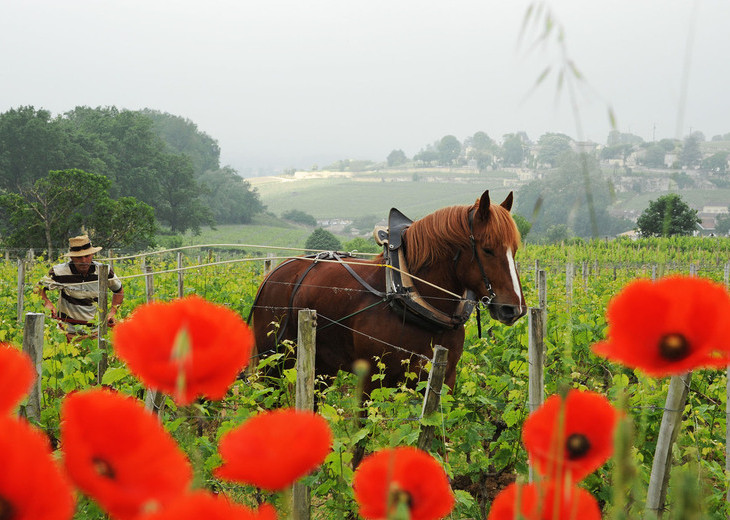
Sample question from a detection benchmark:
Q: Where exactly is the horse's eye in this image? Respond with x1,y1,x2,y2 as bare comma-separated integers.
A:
482,248,494,256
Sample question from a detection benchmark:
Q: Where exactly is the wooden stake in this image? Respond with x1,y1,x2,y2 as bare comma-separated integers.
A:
177,251,184,298
293,309,316,520
97,264,110,385
417,345,448,452
16,259,25,323
22,313,44,423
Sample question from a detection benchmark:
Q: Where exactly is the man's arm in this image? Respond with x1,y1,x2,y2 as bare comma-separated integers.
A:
39,287,57,318
107,287,124,325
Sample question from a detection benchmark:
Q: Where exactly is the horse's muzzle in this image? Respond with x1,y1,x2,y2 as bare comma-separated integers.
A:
490,303,526,326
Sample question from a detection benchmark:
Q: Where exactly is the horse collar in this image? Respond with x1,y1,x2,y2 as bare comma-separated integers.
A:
467,208,497,305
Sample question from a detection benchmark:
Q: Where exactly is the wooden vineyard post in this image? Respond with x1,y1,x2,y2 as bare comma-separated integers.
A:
264,253,274,277
565,263,574,304
143,260,155,302
293,309,316,520
528,270,547,482
646,373,692,518
534,259,540,289
142,259,165,414
97,264,110,385
417,345,448,452
177,251,184,299
16,259,25,323
22,312,44,423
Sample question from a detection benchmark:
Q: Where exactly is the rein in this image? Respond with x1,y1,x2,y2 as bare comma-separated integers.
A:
467,207,497,306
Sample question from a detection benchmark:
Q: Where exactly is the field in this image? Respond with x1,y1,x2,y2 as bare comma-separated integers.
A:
6,236,730,518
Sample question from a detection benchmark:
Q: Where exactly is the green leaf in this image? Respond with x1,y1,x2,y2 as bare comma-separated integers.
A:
101,366,130,385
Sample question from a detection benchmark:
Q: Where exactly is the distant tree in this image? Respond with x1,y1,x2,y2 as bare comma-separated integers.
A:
471,131,496,151
636,194,700,237
607,130,644,147
680,134,702,168
544,224,572,244
701,152,729,173
715,211,730,235
141,109,221,175
198,166,265,224
690,130,706,142
711,135,724,142
501,133,526,166
537,133,573,167
0,169,156,256
643,144,667,168
282,209,317,227
342,236,380,254
512,214,532,239
387,149,408,167
154,153,213,233
413,147,439,166
658,138,678,151
437,135,461,165
305,228,342,252
670,172,694,189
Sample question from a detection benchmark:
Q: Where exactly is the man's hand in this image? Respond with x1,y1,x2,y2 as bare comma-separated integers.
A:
43,300,57,319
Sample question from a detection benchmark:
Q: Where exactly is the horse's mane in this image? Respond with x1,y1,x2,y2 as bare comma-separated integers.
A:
403,201,520,273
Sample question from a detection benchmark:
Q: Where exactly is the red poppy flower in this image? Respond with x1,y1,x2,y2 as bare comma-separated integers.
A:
141,491,277,520
215,408,332,491
593,276,730,376
522,390,618,482
113,295,254,404
60,388,192,520
0,416,75,520
487,480,601,520
0,343,34,415
352,447,455,520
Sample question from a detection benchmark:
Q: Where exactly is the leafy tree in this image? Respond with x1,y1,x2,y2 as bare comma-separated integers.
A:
701,152,728,173
658,138,678,151
544,224,572,244
282,209,317,227
437,135,461,165
141,109,220,175
607,130,644,146
636,194,700,237
466,131,497,171
680,134,702,168
154,153,213,233
304,228,342,252
643,144,667,168
387,149,408,167
0,169,155,256
501,134,526,166
516,152,631,238
413,147,439,166
715,211,730,236
198,167,264,224
470,131,496,151
342,236,380,254
537,133,573,167
512,214,532,239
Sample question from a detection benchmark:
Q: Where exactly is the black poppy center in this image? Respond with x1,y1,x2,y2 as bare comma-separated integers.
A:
92,456,116,479
566,433,591,460
0,495,15,520
658,333,691,361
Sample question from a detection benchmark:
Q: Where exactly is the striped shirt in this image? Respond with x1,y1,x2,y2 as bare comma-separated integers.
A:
40,261,123,324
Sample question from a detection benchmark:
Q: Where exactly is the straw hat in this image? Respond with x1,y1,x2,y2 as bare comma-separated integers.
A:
66,235,103,257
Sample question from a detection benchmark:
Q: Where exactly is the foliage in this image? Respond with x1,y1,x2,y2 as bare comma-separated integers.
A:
636,194,700,237
0,169,156,256
282,209,317,227
702,152,729,173
386,149,408,167
681,134,702,168
197,167,265,225
342,237,381,254
642,144,666,168
501,133,526,166
607,130,644,147
437,135,461,165
515,152,631,239
7,237,730,518
140,109,220,175
512,213,532,239
304,228,342,252
536,132,573,167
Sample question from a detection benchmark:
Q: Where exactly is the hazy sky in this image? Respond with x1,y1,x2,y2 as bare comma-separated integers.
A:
2,0,728,174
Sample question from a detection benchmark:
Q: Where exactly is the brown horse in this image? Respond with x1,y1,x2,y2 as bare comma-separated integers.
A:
250,190,526,391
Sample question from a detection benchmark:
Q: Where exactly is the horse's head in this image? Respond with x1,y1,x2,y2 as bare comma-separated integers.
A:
460,190,526,325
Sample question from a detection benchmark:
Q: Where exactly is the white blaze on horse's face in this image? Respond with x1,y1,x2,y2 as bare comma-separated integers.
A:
506,247,523,308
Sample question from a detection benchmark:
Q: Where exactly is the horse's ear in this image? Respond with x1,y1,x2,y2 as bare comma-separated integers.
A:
477,190,491,221
501,192,514,212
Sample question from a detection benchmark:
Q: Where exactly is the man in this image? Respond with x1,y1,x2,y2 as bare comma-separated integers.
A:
39,235,124,338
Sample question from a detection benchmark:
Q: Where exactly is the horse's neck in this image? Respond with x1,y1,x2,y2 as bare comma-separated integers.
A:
411,259,463,313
